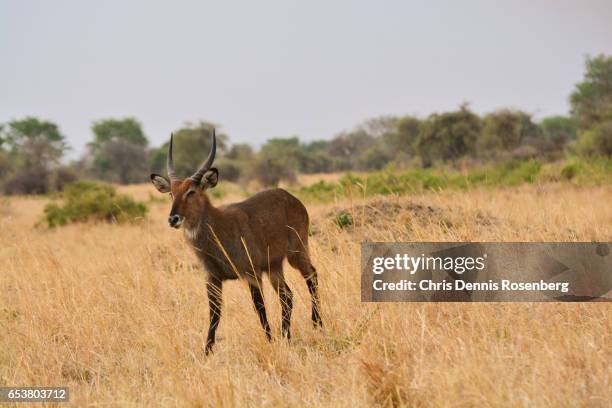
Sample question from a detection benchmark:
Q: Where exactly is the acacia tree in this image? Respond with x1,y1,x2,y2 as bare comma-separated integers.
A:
1,117,68,194
214,143,255,182
539,116,577,148
2,117,67,170
0,127,11,182
252,155,297,187
88,118,149,184
356,116,399,139
479,109,541,158
379,115,421,166
570,54,612,129
415,104,480,166
249,137,301,187
570,54,612,157
300,140,334,173
327,129,376,170
0,151,11,182
149,122,228,178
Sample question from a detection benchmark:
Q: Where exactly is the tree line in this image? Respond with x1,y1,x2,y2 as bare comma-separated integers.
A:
0,54,610,194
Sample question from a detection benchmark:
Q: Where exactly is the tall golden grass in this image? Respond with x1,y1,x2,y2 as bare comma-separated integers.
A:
1,182,610,407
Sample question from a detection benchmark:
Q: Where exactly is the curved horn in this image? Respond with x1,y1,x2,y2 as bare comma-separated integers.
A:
167,133,179,181
190,127,217,183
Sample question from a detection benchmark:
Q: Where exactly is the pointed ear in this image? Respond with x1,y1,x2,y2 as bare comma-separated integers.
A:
200,168,219,189
150,174,171,193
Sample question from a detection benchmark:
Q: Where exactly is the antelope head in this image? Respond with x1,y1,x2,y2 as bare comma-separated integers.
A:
150,129,219,229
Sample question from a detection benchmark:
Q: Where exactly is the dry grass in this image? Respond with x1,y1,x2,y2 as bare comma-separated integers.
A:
1,182,610,407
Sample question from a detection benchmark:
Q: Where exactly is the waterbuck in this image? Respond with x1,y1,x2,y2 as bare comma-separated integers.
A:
150,129,323,354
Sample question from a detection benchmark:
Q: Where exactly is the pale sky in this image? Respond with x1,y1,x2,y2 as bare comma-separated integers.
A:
1,0,611,159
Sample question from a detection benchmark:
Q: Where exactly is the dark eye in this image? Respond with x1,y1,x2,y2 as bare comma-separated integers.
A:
186,190,195,198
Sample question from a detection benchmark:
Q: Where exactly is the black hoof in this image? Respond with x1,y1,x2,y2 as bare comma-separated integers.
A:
204,343,214,356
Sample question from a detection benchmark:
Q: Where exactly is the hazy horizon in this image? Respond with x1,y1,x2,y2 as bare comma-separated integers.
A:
2,0,612,159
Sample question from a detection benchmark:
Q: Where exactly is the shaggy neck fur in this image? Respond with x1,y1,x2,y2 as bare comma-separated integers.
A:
183,193,219,242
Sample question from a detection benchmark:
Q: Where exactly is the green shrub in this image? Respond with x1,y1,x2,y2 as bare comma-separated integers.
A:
575,121,612,158
297,180,340,202
558,157,611,185
296,158,610,202
500,160,542,185
334,210,354,229
561,161,579,180
43,181,148,227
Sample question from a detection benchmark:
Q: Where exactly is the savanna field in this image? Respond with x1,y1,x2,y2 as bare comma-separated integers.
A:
1,174,611,407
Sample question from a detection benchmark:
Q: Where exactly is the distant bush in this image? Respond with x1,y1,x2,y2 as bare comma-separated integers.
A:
484,160,542,186
357,145,391,170
3,167,50,195
298,180,341,201
415,104,481,165
43,181,148,227
2,165,81,196
560,162,579,180
575,121,612,158
0,151,13,181
542,158,612,185
215,159,243,182
51,166,79,191
252,155,297,187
